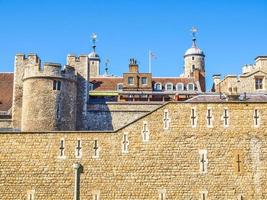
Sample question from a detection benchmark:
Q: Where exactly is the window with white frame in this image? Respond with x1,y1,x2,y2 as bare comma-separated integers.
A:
128,77,134,85
122,132,129,153
253,109,260,127
117,83,123,91
93,140,99,158
255,77,263,90
158,189,166,200
154,83,162,91
27,190,35,200
165,83,173,91
59,138,65,158
199,149,208,173
176,83,184,91
222,108,229,127
206,108,213,128
142,121,149,142
75,139,82,158
187,83,194,91
141,77,148,85
200,190,208,200
163,109,170,130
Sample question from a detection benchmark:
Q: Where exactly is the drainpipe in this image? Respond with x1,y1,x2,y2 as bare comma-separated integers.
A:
73,163,81,200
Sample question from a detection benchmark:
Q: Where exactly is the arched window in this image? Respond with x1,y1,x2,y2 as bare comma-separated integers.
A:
188,83,194,91
192,56,195,60
154,82,162,91
176,83,184,91
165,83,173,91
117,83,123,91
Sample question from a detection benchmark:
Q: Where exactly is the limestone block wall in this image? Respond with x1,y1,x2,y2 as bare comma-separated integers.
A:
87,102,162,130
0,102,267,199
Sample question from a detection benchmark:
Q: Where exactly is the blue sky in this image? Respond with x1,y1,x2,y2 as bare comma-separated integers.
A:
0,0,266,90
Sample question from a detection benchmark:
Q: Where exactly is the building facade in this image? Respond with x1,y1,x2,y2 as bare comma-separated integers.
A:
213,56,267,94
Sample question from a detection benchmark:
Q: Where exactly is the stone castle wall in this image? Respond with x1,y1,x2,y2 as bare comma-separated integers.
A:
87,102,162,130
0,102,266,199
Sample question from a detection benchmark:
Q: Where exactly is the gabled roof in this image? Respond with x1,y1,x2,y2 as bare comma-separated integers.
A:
0,73,14,111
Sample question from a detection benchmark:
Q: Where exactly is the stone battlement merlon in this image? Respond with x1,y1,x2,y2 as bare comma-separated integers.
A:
23,62,76,82
67,54,88,63
15,53,41,65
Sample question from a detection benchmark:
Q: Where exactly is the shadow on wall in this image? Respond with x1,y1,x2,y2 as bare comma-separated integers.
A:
87,102,114,131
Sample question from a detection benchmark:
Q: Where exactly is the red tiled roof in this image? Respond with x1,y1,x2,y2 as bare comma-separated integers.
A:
0,73,14,111
90,77,196,91
90,77,123,91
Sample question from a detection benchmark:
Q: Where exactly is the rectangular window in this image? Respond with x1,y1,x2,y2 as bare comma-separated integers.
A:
53,80,61,90
206,108,213,127
166,84,173,91
141,77,148,85
253,109,260,127
255,78,263,90
222,108,229,127
128,77,134,85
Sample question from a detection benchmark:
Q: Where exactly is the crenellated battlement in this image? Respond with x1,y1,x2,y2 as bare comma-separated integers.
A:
23,61,76,82
67,54,88,64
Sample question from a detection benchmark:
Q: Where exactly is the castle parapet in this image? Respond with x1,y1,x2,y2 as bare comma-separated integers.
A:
23,62,76,82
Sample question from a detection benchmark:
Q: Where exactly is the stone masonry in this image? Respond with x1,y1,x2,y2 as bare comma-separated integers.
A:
0,101,266,199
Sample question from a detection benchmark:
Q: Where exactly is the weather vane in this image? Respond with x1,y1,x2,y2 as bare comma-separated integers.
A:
191,26,198,38
91,33,97,52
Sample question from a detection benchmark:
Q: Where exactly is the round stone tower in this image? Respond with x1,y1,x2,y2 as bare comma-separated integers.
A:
21,63,77,132
183,28,205,78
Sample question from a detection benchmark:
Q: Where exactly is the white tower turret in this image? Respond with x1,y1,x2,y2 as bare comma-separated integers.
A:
183,27,205,78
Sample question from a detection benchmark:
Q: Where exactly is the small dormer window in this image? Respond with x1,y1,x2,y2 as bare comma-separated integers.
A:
128,77,134,85
188,83,194,91
165,83,173,91
89,83,94,91
154,83,162,91
117,83,123,91
53,80,61,90
141,77,148,85
176,83,184,91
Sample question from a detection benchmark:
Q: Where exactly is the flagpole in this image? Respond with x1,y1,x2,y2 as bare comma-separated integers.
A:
148,49,151,73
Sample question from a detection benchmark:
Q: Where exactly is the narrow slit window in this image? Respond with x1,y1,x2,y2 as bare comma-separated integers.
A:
163,109,170,130
142,121,149,142
59,139,65,157
191,108,197,127
253,109,260,127
199,150,208,173
75,139,82,158
206,108,213,127
222,108,229,127
93,140,99,158
122,133,129,153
